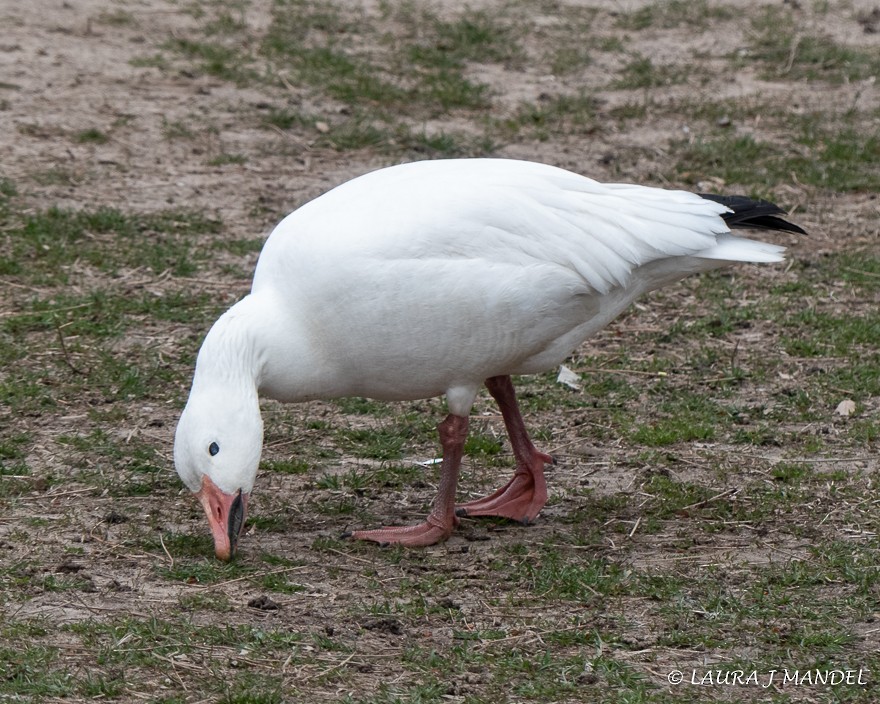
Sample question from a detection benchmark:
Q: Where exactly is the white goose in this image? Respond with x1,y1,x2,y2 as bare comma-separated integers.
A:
174,158,803,560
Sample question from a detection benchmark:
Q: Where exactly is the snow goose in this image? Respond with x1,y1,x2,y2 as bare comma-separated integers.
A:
173,158,804,560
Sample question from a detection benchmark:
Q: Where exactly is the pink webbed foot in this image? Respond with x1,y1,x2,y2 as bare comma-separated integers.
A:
456,375,554,525
456,450,552,523
344,513,459,547
344,413,468,548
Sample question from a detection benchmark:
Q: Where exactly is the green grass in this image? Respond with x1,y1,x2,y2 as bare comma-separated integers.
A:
209,152,247,166
616,0,734,30
612,55,688,90
263,106,311,131
75,127,109,144
502,92,599,141
262,457,311,475
674,122,880,193
0,204,221,283
147,0,519,154
58,429,174,495
28,166,86,187
0,433,30,474
0,643,73,698
782,309,880,356
747,8,880,83
166,37,258,84
514,548,629,601
96,9,138,27
414,10,523,66
464,431,503,458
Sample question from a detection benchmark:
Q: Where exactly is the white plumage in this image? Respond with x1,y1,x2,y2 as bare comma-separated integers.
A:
174,158,799,560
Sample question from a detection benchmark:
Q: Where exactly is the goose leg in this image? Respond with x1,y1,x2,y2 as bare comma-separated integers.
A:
456,375,551,523
347,413,468,547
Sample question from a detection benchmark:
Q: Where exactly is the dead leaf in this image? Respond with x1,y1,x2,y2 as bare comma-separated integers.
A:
556,365,581,390
835,399,856,417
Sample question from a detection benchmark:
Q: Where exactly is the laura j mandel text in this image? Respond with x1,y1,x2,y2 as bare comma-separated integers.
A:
666,669,869,687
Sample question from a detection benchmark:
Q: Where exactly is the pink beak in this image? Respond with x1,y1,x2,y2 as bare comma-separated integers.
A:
196,475,249,561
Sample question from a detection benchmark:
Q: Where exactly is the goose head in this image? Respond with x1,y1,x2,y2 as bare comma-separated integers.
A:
173,385,263,560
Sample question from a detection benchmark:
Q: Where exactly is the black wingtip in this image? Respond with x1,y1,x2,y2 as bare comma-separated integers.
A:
698,193,807,235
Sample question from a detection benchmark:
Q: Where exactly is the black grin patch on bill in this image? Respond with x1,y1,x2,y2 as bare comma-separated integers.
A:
228,490,245,550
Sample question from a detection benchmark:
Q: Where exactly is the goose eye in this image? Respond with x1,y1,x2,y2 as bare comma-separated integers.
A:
209,442,220,457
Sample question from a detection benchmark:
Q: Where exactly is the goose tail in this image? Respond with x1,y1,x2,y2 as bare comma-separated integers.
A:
697,234,787,263
695,193,805,264
700,193,807,235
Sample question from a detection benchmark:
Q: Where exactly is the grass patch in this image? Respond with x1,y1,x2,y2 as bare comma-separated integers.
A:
165,37,258,84
262,458,310,475
412,10,523,66
502,92,599,141
0,204,221,284
616,0,733,30
782,309,880,356
747,9,880,83
673,122,880,193
611,55,688,90
0,643,73,698
75,127,109,144
208,152,247,166
152,0,523,153
500,546,629,603
58,429,173,495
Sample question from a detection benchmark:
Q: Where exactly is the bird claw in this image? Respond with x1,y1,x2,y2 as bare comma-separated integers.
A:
341,530,392,547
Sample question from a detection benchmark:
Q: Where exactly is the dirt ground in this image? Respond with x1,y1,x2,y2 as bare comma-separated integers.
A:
1,0,879,702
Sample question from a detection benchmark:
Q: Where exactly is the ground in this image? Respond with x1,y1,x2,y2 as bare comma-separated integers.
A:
0,0,879,702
